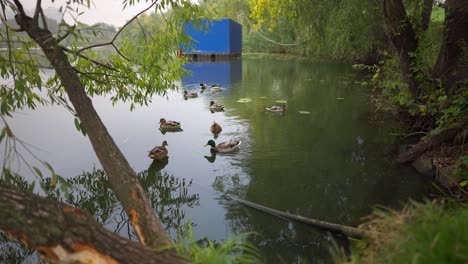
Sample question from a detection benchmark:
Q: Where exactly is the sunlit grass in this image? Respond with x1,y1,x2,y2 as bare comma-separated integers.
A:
173,224,263,264
431,6,445,22
351,200,468,264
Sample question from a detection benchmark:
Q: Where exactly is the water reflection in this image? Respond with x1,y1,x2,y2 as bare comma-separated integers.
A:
1,56,430,263
182,58,242,89
39,167,199,238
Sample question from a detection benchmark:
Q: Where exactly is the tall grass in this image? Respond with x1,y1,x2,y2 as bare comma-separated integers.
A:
352,200,468,263
172,224,263,264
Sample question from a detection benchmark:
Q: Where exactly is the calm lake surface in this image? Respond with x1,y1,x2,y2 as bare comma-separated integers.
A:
2,55,430,263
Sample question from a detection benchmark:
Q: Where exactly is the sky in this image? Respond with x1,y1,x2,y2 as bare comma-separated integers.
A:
21,0,157,27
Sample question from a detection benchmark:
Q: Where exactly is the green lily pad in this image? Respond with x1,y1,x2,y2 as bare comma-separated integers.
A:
259,96,267,99
336,97,345,100
275,100,287,104
298,111,311,115
237,98,253,103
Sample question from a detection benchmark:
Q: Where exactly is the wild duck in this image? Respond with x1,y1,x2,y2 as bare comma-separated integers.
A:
159,118,181,130
209,101,224,111
210,84,222,92
148,140,168,160
183,91,198,98
200,83,208,89
266,105,286,113
204,139,241,153
210,122,222,135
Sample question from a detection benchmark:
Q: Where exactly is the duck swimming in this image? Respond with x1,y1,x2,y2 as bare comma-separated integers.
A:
159,118,181,130
210,84,222,92
148,140,168,160
210,122,222,135
204,139,241,153
183,91,198,98
266,105,286,113
209,101,224,111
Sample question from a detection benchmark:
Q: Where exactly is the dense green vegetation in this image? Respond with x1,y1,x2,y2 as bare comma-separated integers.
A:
352,200,468,263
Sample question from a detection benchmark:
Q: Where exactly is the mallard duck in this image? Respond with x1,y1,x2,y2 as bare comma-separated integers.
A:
148,140,168,160
209,101,224,111
210,122,222,135
200,83,208,89
204,139,241,153
183,91,198,98
159,118,181,130
266,105,286,113
210,84,222,92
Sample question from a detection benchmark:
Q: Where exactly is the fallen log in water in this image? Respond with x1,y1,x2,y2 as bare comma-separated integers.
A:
225,194,370,239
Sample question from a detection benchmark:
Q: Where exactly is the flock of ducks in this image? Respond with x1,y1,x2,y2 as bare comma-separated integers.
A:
148,83,245,161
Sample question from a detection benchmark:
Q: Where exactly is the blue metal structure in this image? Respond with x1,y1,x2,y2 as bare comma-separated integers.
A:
183,18,242,56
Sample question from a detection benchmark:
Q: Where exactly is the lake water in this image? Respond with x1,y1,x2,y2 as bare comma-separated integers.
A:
1,55,430,263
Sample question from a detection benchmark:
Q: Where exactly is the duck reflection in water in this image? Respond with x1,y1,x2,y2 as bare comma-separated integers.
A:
148,157,169,172
204,152,217,163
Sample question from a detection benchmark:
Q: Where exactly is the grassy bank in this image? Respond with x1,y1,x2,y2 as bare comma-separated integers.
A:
349,200,467,263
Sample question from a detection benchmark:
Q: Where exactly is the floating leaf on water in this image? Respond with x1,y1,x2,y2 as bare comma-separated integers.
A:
336,97,345,100
259,96,267,99
298,111,311,115
275,100,287,104
237,98,253,103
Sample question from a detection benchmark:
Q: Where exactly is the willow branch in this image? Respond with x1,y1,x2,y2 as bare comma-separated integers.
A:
56,29,72,43
77,0,159,54
60,46,117,71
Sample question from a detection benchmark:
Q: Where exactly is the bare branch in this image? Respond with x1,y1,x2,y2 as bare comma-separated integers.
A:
39,7,48,30
12,0,26,18
33,0,42,22
77,1,159,54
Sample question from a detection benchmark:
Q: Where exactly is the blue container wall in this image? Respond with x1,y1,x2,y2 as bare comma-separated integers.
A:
229,20,242,53
184,19,241,53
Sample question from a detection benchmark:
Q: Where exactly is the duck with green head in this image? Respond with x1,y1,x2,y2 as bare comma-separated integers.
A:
204,139,241,153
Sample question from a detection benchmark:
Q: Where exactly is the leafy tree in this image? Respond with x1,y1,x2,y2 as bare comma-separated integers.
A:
0,0,202,262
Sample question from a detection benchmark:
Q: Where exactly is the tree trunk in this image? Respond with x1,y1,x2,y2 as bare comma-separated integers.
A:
0,183,186,264
431,0,468,91
397,127,460,163
421,0,434,31
381,0,420,98
13,13,173,249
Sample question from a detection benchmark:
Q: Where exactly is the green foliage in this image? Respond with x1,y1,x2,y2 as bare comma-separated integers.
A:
0,1,202,115
247,0,385,60
353,200,468,264
452,155,468,186
173,224,263,264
